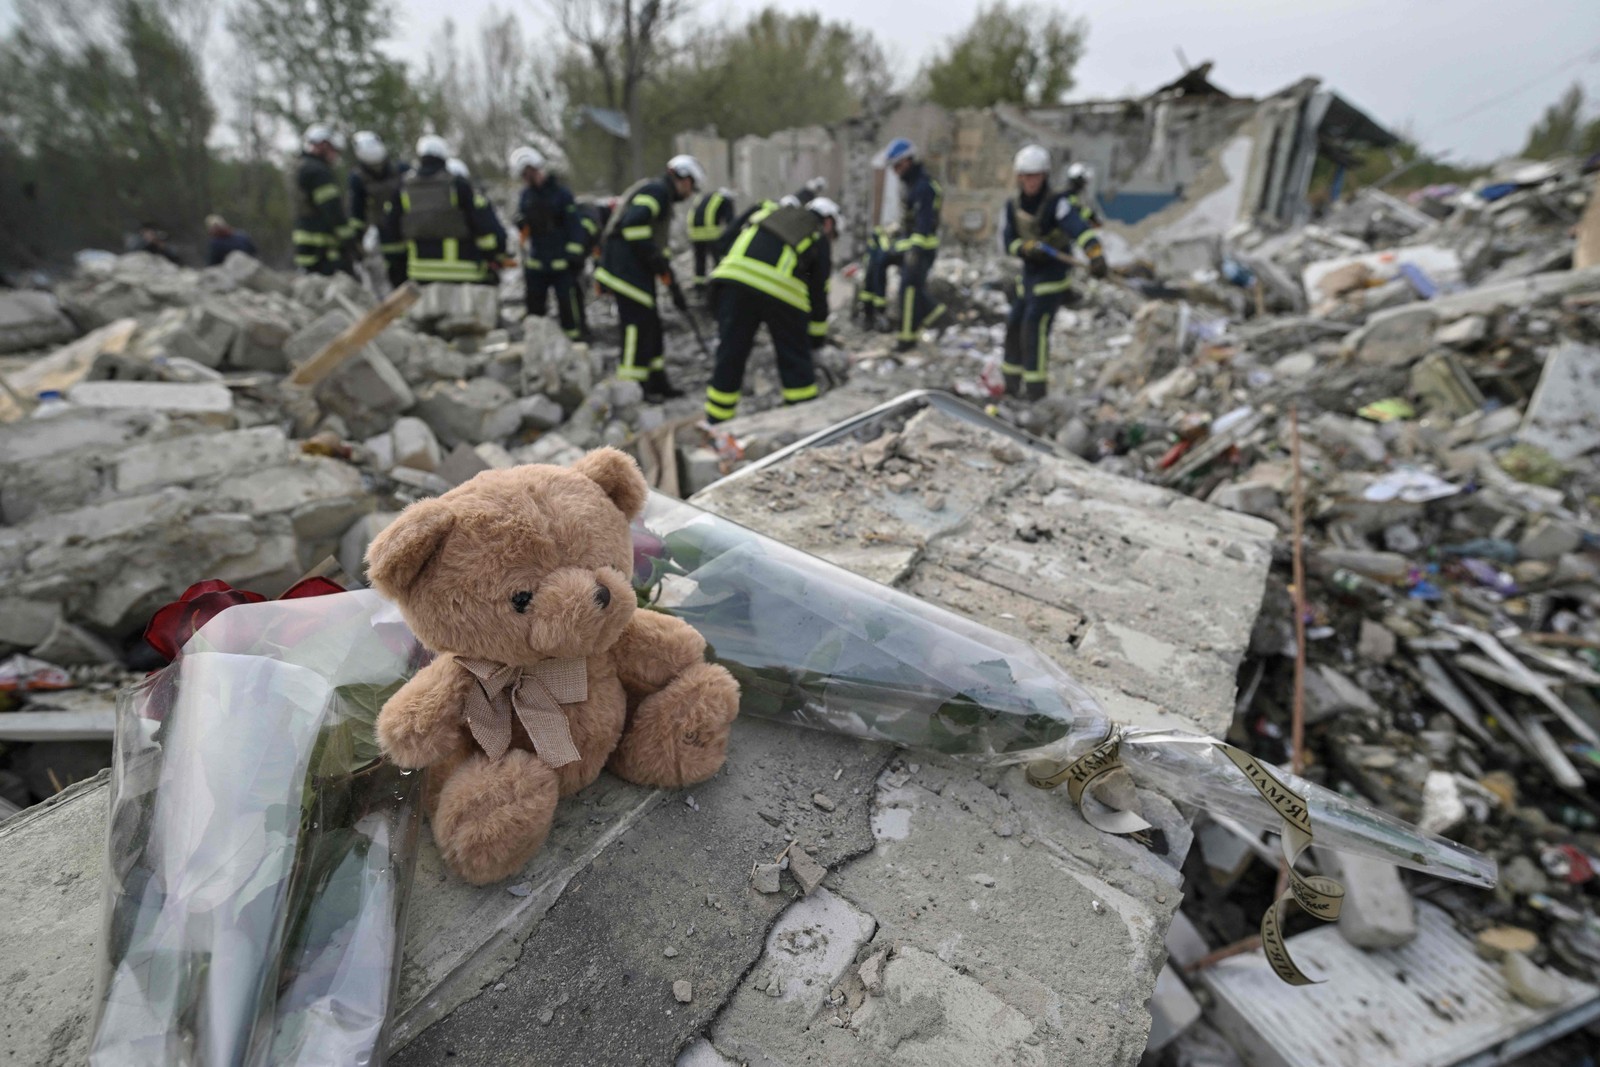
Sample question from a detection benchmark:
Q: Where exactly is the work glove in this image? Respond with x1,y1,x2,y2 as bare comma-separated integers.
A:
1019,239,1051,266
1089,255,1109,280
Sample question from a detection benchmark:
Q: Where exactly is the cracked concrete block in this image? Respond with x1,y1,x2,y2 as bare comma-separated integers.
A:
1519,342,1600,462
115,426,288,492
67,380,233,417
1146,963,1203,1052
1321,852,1417,950
228,457,367,518
30,615,120,666
675,1038,737,1067
391,416,442,472
0,290,76,353
0,598,63,650
756,888,876,1007
340,511,399,579
414,378,520,448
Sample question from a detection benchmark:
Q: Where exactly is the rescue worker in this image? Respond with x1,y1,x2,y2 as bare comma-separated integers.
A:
791,176,827,206
568,197,606,341
884,139,944,350
1062,162,1103,226
447,157,510,285
703,197,840,423
594,154,707,402
856,222,894,331
390,136,502,286
687,186,735,293
293,124,358,275
348,131,410,287
205,215,257,266
134,223,182,265
999,144,1106,401
512,146,585,338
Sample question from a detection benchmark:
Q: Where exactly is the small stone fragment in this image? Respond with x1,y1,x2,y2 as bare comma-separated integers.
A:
812,792,836,812
538,1007,554,1025
752,862,782,894
506,882,532,898
663,945,678,958
788,845,828,895
972,873,997,888
673,980,693,1004
859,950,887,995
1503,951,1567,1008
1476,925,1539,961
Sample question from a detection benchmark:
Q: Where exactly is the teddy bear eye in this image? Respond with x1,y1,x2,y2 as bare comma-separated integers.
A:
510,591,533,614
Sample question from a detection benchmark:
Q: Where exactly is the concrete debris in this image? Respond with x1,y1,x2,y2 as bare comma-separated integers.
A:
673,979,693,1004
1501,951,1569,1008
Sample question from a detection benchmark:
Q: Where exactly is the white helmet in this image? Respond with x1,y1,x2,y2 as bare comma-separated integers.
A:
416,134,451,160
303,124,344,152
352,131,386,166
778,194,802,208
808,196,841,223
1065,161,1091,184
1013,144,1051,175
804,176,828,194
446,157,471,179
666,154,707,190
509,146,545,173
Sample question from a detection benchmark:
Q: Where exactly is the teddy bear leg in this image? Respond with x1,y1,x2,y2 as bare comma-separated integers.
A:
430,749,560,885
609,662,740,788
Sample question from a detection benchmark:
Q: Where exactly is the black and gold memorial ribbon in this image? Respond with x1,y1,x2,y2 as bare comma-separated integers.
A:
1027,732,1344,986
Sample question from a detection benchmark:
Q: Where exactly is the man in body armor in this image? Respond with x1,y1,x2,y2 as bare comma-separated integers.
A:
512,146,585,339
594,154,707,402
348,131,410,288
293,124,358,276
687,187,735,295
702,197,840,423
1000,145,1106,401
389,135,502,285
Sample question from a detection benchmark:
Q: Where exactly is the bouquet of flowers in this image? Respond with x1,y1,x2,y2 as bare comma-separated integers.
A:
91,587,426,1066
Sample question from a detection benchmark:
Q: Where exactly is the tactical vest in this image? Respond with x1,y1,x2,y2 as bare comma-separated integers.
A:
402,169,471,243
361,165,404,225
604,178,672,250
757,205,822,250
1011,198,1072,252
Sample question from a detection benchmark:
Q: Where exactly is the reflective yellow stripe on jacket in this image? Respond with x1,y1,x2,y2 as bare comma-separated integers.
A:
710,224,810,312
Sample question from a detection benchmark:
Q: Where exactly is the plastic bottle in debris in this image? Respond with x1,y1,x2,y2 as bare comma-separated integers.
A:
31,389,72,419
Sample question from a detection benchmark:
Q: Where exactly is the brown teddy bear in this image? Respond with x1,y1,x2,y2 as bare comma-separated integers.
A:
365,448,741,885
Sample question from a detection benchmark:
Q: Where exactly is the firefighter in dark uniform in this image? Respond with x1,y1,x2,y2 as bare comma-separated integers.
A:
885,139,945,349
856,223,894,331
1000,145,1106,401
791,176,827,206
293,124,358,275
703,197,839,423
511,146,584,336
447,157,509,286
388,135,502,286
569,197,606,342
1063,162,1103,226
594,154,707,402
687,187,735,293
349,131,410,288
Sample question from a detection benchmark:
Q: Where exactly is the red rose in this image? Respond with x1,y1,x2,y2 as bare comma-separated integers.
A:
144,577,346,662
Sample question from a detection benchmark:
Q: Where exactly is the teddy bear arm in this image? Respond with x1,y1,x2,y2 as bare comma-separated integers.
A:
377,655,473,769
612,609,710,694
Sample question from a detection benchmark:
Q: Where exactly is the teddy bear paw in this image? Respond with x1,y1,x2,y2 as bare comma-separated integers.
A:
609,662,740,788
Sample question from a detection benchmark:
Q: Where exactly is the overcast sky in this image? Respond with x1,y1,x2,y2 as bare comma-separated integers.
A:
1,0,1594,162
382,0,1600,163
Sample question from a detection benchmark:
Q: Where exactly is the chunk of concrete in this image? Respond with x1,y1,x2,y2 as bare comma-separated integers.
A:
29,615,120,666
1321,852,1417,949
851,948,1045,1064
390,416,442,472
339,511,399,579
115,426,289,493
412,283,499,336
1435,314,1489,349
1342,304,1436,366
1207,481,1280,517
435,442,493,487
1502,951,1568,1008
1304,664,1381,723
67,380,233,415
1519,342,1600,462
414,378,520,447
1147,963,1203,1052
227,458,369,529
0,290,77,353
1518,516,1583,561
516,394,566,432
0,598,63,650
316,349,417,439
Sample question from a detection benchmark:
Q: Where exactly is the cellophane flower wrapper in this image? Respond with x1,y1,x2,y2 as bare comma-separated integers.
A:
633,493,1495,889
91,590,427,1067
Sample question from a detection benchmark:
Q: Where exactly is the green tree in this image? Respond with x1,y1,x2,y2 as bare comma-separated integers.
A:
1521,82,1600,159
0,0,215,268
228,0,424,151
921,2,1086,109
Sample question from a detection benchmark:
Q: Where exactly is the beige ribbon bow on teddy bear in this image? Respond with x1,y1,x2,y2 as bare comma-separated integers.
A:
458,657,588,767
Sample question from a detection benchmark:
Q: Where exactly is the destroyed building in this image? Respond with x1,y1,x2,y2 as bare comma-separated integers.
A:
3,63,1600,1066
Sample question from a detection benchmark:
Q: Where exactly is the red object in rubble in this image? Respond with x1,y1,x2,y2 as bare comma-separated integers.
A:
143,577,345,662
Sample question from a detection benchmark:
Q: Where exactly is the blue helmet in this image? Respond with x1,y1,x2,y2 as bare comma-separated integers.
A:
884,138,916,166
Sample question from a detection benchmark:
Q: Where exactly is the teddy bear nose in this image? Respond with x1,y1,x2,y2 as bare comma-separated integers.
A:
594,583,611,609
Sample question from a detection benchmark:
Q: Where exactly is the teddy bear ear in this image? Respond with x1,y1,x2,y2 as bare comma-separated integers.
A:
365,498,457,599
571,447,648,520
